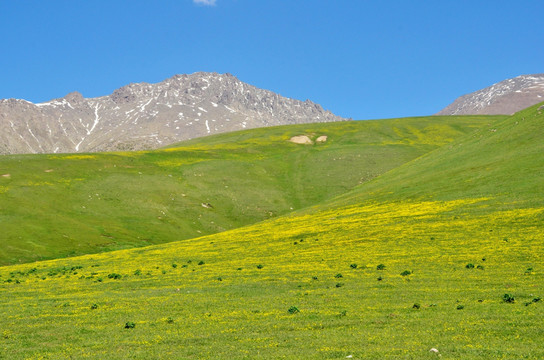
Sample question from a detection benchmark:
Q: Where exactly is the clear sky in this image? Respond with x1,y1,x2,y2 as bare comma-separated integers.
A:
1,1,542,119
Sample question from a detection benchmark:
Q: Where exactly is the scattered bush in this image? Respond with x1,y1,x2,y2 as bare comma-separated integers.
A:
107,273,122,280
287,306,300,314
90,304,98,310
172,263,178,268
412,303,421,309
124,322,136,329
335,282,344,288
376,264,386,270
166,317,175,324
197,261,205,266
456,305,465,310
350,264,358,269
532,296,541,303
400,270,411,276
339,310,347,317
377,276,383,281
465,263,475,269
476,265,484,270
256,264,263,269
312,276,318,280
134,269,141,276
334,273,343,278
502,293,515,303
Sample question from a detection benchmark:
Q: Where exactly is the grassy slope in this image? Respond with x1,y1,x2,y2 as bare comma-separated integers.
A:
0,116,491,265
1,108,542,359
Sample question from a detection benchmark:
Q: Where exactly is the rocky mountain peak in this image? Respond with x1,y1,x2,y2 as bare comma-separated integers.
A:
437,74,544,115
0,72,347,154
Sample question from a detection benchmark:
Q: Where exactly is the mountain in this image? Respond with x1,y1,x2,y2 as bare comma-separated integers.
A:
0,72,346,154
436,74,544,115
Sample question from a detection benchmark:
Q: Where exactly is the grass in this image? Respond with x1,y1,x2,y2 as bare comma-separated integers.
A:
0,105,542,359
0,115,493,265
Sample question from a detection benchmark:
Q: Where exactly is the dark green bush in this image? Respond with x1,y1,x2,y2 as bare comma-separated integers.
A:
502,293,515,303
376,264,386,270
400,270,411,276
124,322,136,329
287,306,300,314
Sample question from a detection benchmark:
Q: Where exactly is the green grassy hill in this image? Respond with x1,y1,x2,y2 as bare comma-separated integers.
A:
0,115,491,265
1,106,542,359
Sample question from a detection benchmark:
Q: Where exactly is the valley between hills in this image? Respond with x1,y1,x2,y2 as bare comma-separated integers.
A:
0,99,543,358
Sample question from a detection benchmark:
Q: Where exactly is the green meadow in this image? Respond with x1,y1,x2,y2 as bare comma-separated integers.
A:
0,115,492,265
1,106,543,359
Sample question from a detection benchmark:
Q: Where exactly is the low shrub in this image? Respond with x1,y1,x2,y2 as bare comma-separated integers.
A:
502,293,515,303
287,306,300,314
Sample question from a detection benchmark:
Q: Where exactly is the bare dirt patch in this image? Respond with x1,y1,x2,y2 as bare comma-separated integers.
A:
289,135,313,144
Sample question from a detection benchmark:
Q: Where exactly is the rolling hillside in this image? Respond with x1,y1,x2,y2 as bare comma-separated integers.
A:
0,115,492,265
0,106,542,359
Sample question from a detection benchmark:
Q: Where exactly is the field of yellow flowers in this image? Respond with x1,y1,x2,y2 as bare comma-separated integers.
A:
1,196,542,359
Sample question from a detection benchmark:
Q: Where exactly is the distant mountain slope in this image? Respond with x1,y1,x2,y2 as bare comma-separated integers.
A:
0,72,346,154
437,74,544,115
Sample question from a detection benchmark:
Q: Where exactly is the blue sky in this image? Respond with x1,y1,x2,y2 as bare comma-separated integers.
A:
1,1,542,119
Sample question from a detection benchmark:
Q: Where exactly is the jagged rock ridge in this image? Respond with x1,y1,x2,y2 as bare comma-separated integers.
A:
0,72,347,154
436,74,544,115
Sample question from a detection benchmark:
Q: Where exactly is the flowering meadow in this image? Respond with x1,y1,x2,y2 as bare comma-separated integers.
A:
0,105,543,359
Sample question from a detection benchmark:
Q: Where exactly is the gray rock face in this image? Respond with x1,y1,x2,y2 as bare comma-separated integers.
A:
0,72,347,154
436,74,544,115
